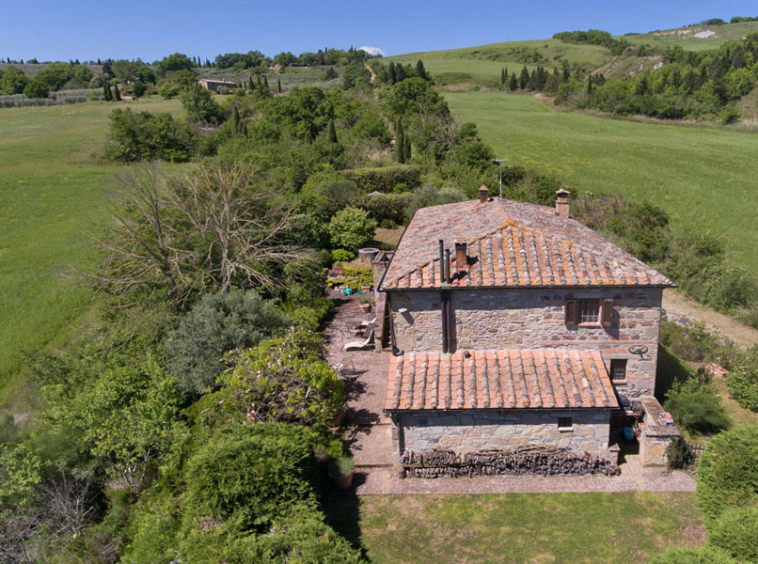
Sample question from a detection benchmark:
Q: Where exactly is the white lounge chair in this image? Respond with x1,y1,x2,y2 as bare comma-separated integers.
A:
343,329,375,351
354,316,377,334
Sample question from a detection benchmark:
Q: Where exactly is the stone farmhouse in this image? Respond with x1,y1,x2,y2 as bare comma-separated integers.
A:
372,187,680,476
197,78,237,92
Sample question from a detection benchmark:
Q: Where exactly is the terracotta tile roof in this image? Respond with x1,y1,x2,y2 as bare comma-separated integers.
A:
384,350,619,411
379,198,673,290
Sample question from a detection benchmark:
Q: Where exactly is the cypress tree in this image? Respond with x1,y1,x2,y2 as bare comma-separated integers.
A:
257,75,263,88
277,78,282,93
519,66,529,89
113,82,121,101
501,68,505,85
509,74,518,91
249,76,255,90
230,106,240,136
415,60,428,80
304,130,314,144
327,119,338,143
103,82,113,101
263,75,269,88
395,64,406,82
403,135,411,162
395,120,405,163
388,61,396,84
586,74,593,95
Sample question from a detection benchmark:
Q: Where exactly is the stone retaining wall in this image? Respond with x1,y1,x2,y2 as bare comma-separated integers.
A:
388,287,662,398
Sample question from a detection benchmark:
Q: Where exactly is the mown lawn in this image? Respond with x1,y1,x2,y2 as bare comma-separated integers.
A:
325,492,704,564
445,91,758,277
0,97,183,406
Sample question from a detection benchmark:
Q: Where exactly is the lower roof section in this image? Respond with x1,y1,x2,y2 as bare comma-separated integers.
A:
385,349,619,412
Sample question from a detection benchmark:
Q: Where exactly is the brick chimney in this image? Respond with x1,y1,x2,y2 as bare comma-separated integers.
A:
478,185,489,204
555,189,570,219
454,241,468,270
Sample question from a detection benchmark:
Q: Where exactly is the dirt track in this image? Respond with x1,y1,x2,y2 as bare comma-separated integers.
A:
662,289,758,349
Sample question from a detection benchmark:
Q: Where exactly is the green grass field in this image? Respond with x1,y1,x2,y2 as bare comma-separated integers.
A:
326,492,703,563
445,91,758,275
0,97,183,406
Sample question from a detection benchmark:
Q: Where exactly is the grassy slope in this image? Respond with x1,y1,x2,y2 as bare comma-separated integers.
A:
327,492,703,564
387,21,758,83
0,97,182,406
445,92,758,275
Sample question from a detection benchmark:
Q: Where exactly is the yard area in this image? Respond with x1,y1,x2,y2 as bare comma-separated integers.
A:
324,492,704,564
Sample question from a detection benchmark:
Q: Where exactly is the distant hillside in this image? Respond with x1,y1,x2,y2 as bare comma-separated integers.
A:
388,20,758,85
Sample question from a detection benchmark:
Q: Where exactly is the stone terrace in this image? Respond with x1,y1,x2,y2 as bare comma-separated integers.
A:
323,292,695,495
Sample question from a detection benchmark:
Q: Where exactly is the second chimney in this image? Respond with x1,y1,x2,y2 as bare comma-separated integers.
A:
454,241,468,270
479,185,489,204
555,189,570,219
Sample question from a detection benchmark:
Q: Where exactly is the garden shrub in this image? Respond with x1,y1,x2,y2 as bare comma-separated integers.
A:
125,492,181,564
697,425,758,524
648,546,737,564
658,320,738,367
166,290,289,397
181,423,317,534
328,207,377,251
709,505,758,563
331,249,355,263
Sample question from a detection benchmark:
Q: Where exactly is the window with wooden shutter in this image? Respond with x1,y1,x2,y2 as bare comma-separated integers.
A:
601,299,614,327
565,299,577,325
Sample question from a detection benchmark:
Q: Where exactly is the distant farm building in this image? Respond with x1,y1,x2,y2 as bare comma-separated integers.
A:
197,78,237,92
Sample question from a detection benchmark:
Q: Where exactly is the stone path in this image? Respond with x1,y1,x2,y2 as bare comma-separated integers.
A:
323,292,697,495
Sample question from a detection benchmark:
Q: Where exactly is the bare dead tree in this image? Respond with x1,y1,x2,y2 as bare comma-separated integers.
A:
38,473,96,537
88,162,311,309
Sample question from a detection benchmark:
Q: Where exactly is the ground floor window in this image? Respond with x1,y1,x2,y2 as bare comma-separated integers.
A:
558,416,573,429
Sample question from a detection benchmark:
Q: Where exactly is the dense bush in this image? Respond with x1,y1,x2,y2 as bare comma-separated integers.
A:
181,83,223,124
709,505,758,563
181,423,317,533
328,206,377,251
104,108,197,162
664,376,731,436
358,192,412,225
648,546,737,564
165,290,290,397
697,425,758,524
198,329,345,435
23,79,50,99
404,183,466,220
341,165,421,193
726,350,758,412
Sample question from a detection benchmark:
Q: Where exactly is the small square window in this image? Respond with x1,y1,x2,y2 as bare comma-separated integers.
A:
558,417,573,429
578,298,601,324
611,359,628,381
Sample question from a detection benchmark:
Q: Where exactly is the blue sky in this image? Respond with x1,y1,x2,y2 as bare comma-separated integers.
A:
2,0,757,62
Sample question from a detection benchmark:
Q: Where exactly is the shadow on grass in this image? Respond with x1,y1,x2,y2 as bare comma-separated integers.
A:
321,493,367,556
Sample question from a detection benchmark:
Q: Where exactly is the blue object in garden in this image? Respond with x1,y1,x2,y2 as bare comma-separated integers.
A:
342,287,353,296
623,427,635,441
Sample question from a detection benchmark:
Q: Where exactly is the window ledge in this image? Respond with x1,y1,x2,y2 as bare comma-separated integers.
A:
557,427,574,433
578,322,602,328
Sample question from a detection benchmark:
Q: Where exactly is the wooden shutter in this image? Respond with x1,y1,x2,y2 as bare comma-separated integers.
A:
565,300,577,326
601,299,614,327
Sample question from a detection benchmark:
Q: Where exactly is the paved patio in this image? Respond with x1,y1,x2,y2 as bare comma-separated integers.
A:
324,292,696,495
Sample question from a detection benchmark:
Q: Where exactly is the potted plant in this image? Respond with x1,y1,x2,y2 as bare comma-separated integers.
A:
359,295,372,313
328,456,355,489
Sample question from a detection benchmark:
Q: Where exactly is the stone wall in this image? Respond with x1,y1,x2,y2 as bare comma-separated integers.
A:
388,287,662,398
392,409,611,464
